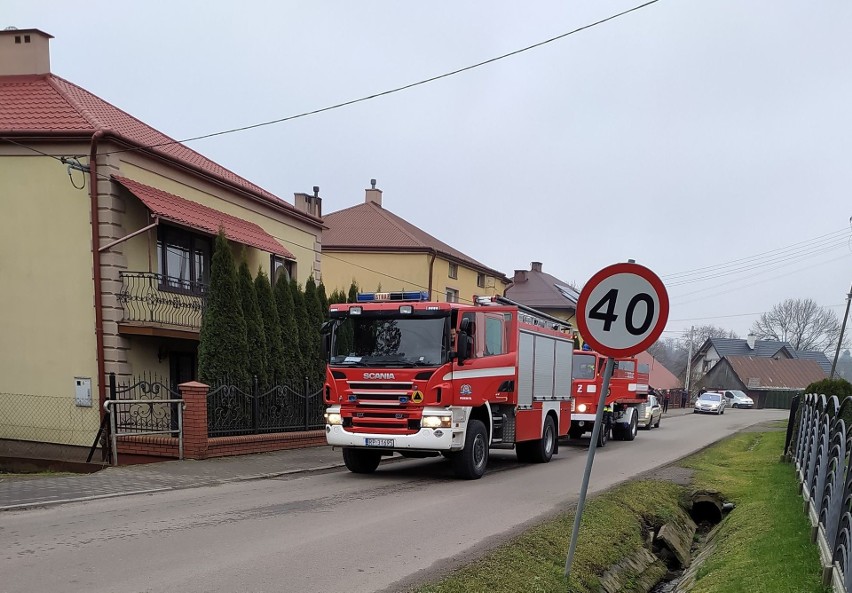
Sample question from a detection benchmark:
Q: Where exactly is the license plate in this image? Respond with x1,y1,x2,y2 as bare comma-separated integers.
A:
365,438,393,447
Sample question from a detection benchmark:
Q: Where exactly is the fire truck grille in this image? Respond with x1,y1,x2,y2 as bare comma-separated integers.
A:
347,382,414,404
349,410,420,433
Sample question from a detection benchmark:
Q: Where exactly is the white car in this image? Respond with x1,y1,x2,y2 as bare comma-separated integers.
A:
694,392,726,415
723,390,754,409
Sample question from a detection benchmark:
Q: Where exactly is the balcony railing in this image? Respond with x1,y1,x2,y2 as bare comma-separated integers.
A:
118,272,206,330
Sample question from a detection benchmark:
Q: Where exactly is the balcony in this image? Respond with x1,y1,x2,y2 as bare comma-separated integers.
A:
117,272,206,340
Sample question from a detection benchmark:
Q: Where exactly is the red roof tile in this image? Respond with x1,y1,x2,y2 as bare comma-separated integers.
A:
323,201,506,278
113,176,294,259
725,356,826,390
0,74,320,226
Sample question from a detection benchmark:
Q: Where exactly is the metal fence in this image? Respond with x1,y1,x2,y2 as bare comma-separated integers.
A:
207,377,325,437
789,392,852,592
0,392,101,448
118,271,206,329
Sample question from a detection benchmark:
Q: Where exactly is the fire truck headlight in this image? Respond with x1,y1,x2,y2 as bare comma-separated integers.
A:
577,404,587,413
422,415,452,429
325,412,343,425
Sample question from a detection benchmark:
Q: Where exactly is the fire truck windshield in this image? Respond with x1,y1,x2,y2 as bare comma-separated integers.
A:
572,354,597,379
330,315,447,367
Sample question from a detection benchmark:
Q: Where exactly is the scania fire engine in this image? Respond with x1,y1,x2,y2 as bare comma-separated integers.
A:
569,349,651,447
322,291,575,479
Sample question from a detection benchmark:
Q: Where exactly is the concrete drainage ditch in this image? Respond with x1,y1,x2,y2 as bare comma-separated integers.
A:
599,490,731,593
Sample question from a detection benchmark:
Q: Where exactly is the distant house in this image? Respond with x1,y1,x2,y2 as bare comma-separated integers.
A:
636,351,682,391
691,335,832,385
321,181,509,302
503,262,578,326
699,356,826,408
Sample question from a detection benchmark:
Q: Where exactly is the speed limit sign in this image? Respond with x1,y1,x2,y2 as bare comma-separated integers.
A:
576,262,669,358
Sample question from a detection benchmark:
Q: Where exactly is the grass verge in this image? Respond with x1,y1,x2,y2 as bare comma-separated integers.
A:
681,430,828,593
408,429,827,593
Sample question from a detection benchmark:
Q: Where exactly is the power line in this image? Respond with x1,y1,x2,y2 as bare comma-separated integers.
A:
98,0,661,157
671,251,852,308
666,237,850,288
662,228,850,283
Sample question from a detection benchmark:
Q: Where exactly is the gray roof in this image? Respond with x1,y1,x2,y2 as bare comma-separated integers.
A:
504,268,578,311
796,350,832,374
697,337,832,374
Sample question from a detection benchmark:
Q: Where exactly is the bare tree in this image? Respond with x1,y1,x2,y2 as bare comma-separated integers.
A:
750,298,842,353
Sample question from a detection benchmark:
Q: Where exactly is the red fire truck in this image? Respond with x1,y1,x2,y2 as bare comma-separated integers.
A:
322,291,575,479
569,349,651,447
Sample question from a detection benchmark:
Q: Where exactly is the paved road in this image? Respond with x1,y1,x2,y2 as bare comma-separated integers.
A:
0,408,786,593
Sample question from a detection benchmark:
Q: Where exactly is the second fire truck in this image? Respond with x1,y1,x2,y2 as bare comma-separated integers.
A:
569,349,651,447
322,291,575,479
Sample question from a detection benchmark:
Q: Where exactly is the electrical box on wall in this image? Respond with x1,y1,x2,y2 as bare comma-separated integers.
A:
75,377,92,407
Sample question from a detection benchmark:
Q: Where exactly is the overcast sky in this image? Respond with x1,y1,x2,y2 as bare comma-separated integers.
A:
6,1,852,341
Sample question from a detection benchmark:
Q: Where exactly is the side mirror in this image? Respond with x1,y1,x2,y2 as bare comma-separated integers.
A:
320,320,337,361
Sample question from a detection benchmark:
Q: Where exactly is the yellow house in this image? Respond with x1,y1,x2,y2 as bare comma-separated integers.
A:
0,29,323,457
322,181,509,304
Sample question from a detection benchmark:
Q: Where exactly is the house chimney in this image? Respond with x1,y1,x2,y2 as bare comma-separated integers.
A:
513,270,527,283
293,186,322,218
747,333,756,350
531,262,543,273
365,178,382,207
0,28,52,76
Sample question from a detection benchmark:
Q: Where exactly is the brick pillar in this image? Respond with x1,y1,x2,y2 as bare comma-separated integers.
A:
179,381,209,459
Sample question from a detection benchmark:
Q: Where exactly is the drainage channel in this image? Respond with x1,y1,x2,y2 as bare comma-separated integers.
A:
648,491,731,593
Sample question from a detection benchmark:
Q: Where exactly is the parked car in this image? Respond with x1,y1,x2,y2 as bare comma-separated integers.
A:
723,390,754,409
640,394,662,429
694,392,726,415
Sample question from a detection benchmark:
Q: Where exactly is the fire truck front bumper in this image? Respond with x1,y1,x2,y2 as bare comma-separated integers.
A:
326,424,456,450
325,406,460,450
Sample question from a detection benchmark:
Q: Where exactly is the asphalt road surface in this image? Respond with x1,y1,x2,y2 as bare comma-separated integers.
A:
1,408,787,593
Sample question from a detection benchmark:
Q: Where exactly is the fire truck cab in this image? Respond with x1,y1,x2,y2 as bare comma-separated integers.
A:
322,292,575,479
569,349,650,447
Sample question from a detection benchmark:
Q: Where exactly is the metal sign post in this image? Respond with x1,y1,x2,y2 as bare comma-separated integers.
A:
563,260,669,580
564,355,614,578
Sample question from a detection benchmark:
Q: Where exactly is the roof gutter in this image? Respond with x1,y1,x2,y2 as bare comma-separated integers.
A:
89,130,106,413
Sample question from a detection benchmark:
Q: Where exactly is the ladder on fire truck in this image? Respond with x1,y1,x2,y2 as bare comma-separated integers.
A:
474,295,574,334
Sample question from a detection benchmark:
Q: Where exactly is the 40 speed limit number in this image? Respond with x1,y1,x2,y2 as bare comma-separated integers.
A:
576,262,669,358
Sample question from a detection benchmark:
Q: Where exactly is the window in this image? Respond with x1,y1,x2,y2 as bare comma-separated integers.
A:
271,255,294,285
157,226,210,293
446,288,459,303
483,313,507,356
477,273,485,288
448,262,458,279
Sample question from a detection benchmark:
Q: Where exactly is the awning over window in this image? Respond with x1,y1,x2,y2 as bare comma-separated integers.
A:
113,176,295,259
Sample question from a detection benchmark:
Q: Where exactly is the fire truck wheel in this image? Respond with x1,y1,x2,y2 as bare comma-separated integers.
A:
622,409,638,442
453,419,489,480
597,419,609,447
342,448,382,474
527,416,556,463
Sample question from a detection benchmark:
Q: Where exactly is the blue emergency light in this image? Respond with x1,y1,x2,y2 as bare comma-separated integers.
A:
356,291,429,302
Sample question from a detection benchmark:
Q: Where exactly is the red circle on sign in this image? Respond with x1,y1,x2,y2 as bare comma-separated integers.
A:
576,262,669,358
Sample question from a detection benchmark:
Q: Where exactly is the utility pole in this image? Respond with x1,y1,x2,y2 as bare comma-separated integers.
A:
830,283,852,379
684,326,695,401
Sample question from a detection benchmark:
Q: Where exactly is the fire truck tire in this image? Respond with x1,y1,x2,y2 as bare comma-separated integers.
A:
453,419,489,480
622,409,638,442
342,448,382,474
519,416,556,464
597,418,609,448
